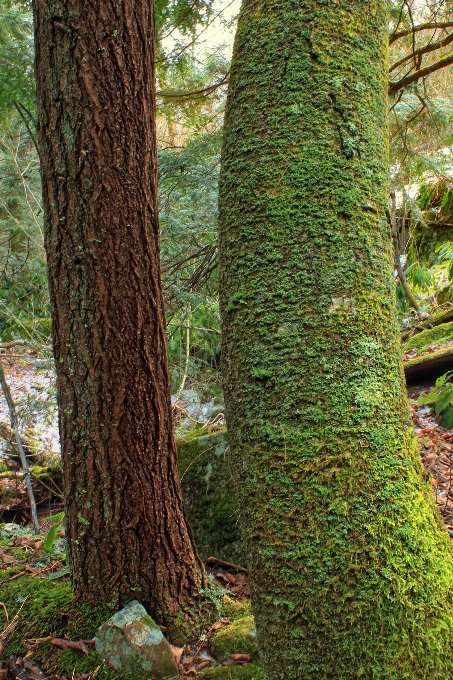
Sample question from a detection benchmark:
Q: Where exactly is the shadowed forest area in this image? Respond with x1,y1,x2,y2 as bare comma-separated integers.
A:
2,0,453,678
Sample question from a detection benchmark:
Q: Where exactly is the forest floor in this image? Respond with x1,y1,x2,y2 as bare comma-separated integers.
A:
409,384,453,532
1,352,453,679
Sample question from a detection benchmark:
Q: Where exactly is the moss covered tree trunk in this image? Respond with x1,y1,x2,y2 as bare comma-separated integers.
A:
218,1,453,677
33,0,208,635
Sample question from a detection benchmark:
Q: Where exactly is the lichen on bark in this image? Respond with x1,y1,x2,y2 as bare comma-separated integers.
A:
218,0,453,678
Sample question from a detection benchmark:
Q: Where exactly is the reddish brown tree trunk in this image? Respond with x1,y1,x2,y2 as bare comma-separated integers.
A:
32,0,208,635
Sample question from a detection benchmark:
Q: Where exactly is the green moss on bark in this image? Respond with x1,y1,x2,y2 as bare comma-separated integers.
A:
218,0,453,678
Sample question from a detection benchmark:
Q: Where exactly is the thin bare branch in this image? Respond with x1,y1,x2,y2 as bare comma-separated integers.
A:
158,72,229,100
389,52,453,95
390,20,453,45
389,30,453,73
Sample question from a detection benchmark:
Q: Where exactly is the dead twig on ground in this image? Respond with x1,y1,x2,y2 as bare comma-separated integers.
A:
206,557,248,573
0,357,39,532
51,638,95,656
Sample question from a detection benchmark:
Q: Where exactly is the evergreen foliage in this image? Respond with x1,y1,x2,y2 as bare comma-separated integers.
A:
0,1,35,124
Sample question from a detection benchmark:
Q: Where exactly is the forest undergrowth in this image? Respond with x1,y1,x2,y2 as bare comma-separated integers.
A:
0,347,453,680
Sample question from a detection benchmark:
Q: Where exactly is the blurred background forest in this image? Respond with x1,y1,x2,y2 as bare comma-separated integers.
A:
2,0,453,435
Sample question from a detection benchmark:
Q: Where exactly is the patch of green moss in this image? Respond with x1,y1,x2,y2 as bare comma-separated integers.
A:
0,574,116,677
177,430,244,564
30,463,61,479
404,345,453,371
142,613,160,629
51,650,115,679
198,664,263,679
404,321,453,352
210,617,258,661
220,596,252,621
58,650,156,680
43,511,65,524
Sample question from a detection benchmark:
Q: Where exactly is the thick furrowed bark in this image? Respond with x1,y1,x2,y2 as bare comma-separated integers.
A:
33,0,208,636
218,1,453,677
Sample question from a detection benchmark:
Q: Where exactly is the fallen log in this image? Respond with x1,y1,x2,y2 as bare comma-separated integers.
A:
402,307,453,343
404,347,453,384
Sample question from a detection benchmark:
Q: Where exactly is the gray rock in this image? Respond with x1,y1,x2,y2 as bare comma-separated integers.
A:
203,403,225,421
179,389,200,407
95,600,178,678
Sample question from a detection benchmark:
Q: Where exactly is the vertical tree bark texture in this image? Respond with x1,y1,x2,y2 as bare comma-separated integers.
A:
219,1,453,677
33,0,207,633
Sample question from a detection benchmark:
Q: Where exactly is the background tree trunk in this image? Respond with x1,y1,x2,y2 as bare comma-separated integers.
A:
218,1,453,677
33,0,209,637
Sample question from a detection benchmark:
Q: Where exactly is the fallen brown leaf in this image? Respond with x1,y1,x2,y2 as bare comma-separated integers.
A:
196,660,213,670
23,658,48,680
8,536,42,550
169,643,184,665
209,617,230,632
228,653,251,662
224,572,238,584
0,547,15,564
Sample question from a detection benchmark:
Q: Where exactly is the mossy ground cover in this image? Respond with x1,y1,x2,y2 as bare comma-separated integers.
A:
0,573,119,678
197,665,263,679
210,616,258,661
0,431,256,678
0,538,262,679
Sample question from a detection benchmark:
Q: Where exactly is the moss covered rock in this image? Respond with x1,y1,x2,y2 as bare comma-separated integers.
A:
210,616,259,662
220,596,252,621
177,430,243,564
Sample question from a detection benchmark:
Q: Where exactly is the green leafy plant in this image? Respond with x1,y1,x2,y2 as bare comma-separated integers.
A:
404,261,436,291
436,241,453,280
43,524,57,552
417,371,453,428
